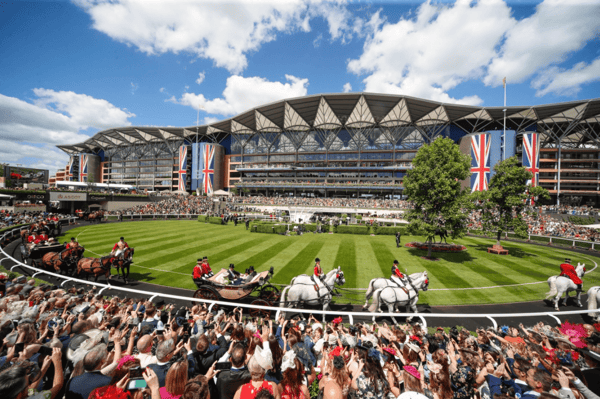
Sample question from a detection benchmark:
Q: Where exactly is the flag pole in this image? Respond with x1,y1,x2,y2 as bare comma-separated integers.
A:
503,77,507,160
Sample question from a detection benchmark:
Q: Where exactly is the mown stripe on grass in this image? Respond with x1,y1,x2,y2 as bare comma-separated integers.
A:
369,240,395,278
131,231,243,260
273,240,325,284
79,225,221,247
334,237,356,288
140,234,253,269
234,238,296,272
172,236,270,273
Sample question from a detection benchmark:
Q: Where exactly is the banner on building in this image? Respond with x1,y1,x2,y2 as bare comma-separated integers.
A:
67,156,75,181
470,133,491,192
522,133,540,187
178,146,188,191
79,154,88,182
50,192,87,202
200,144,216,195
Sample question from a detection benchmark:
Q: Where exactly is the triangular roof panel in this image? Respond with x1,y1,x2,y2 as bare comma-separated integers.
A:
456,109,493,121
231,120,254,134
416,106,449,126
314,97,342,129
284,102,310,130
380,98,411,127
255,110,281,132
346,96,375,128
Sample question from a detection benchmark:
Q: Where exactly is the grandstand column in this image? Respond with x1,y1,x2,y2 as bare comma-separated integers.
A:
557,140,562,206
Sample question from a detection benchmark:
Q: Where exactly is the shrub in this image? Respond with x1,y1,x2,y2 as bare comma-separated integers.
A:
568,215,596,225
208,216,226,225
373,226,407,236
336,225,370,235
197,215,207,222
355,215,362,221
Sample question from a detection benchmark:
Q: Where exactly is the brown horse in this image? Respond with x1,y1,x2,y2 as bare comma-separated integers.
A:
77,255,114,282
113,247,134,284
85,210,105,223
40,246,81,275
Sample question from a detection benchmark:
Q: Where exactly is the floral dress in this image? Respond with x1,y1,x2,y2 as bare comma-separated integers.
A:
450,365,476,399
354,373,395,399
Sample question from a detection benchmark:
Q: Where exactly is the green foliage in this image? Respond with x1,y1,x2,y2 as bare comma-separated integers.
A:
372,226,406,235
309,379,321,399
253,224,287,234
208,216,226,225
471,156,550,242
341,213,348,220
0,189,45,194
568,215,596,225
355,214,363,220
403,137,472,255
197,215,207,222
336,225,370,235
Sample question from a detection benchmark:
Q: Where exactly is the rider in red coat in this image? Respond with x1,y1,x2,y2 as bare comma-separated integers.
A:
193,259,204,279
391,260,407,288
560,258,582,290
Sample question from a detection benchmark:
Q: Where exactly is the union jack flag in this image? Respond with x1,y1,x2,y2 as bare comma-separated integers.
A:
470,134,491,192
67,156,75,181
79,154,88,182
523,133,539,187
201,144,215,195
178,146,187,191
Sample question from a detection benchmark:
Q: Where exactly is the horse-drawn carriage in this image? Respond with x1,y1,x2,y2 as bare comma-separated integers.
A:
192,267,280,317
76,210,105,223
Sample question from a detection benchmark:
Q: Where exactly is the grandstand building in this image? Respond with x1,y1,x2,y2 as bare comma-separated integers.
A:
52,93,600,205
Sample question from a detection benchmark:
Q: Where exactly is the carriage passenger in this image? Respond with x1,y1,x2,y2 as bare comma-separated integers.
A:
37,230,49,244
391,260,408,288
560,258,583,291
228,263,243,285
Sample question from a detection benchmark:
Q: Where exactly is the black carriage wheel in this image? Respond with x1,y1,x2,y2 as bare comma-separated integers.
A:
192,287,220,309
259,284,279,301
249,299,271,318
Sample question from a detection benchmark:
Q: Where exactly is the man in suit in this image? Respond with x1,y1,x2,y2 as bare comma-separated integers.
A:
65,344,111,399
147,338,194,387
194,333,229,375
216,343,251,399
395,231,401,248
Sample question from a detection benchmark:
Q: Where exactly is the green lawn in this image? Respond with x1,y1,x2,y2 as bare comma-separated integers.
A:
58,221,600,306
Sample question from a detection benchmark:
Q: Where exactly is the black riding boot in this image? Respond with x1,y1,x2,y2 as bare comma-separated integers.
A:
577,284,582,291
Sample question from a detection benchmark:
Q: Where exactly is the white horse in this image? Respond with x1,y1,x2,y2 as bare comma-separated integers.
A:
279,267,346,322
545,263,586,311
368,271,429,325
363,277,398,310
587,286,600,321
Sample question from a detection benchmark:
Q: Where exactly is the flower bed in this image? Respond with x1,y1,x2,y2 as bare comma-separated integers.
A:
405,241,466,252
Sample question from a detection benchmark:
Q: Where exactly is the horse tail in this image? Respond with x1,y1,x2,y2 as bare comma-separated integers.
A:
279,286,291,308
369,289,381,313
546,276,558,299
364,280,375,301
588,286,600,317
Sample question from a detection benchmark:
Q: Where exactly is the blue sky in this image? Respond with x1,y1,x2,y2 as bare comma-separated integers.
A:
1,0,599,174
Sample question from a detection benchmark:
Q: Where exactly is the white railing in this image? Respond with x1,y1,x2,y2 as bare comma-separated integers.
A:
106,214,289,222
469,230,599,250
0,222,596,329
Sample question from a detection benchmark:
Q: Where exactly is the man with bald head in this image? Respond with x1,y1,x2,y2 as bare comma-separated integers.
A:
134,334,158,368
65,343,111,399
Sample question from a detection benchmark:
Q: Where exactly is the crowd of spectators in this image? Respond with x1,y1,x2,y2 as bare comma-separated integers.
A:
1,275,600,399
236,162,413,169
236,196,409,210
0,211,69,230
236,181,402,187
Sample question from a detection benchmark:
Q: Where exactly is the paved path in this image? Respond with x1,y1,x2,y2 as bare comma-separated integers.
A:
2,219,597,329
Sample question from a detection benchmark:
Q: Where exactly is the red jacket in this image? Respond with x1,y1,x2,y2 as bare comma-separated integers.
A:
560,263,582,285
394,268,404,278
38,234,48,242
201,263,212,274
193,265,203,279
314,264,322,276
112,242,129,251
27,235,36,243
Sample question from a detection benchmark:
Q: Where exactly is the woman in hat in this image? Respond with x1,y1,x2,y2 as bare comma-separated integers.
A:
350,346,391,399
278,350,310,399
234,342,279,399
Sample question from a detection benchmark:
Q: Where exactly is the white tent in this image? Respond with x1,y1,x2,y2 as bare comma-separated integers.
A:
213,189,232,197
0,194,13,199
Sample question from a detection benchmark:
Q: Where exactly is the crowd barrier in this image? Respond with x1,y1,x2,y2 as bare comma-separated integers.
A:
0,221,597,330
469,230,599,250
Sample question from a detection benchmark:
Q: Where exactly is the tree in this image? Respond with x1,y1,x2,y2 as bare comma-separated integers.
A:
403,137,472,258
471,156,550,246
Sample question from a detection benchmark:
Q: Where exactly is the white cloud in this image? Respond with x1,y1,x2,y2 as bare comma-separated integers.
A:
196,71,206,85
75,0,359,74
343,82,352,93
0,90,135,174
159,87,166,93
130,82,139,94
203,116,220,125
532,57,600,97
348,0,515,105
485,0,600,87
313,33,323,48
173,74,309,116
348,0,600,104
32,88,135,130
